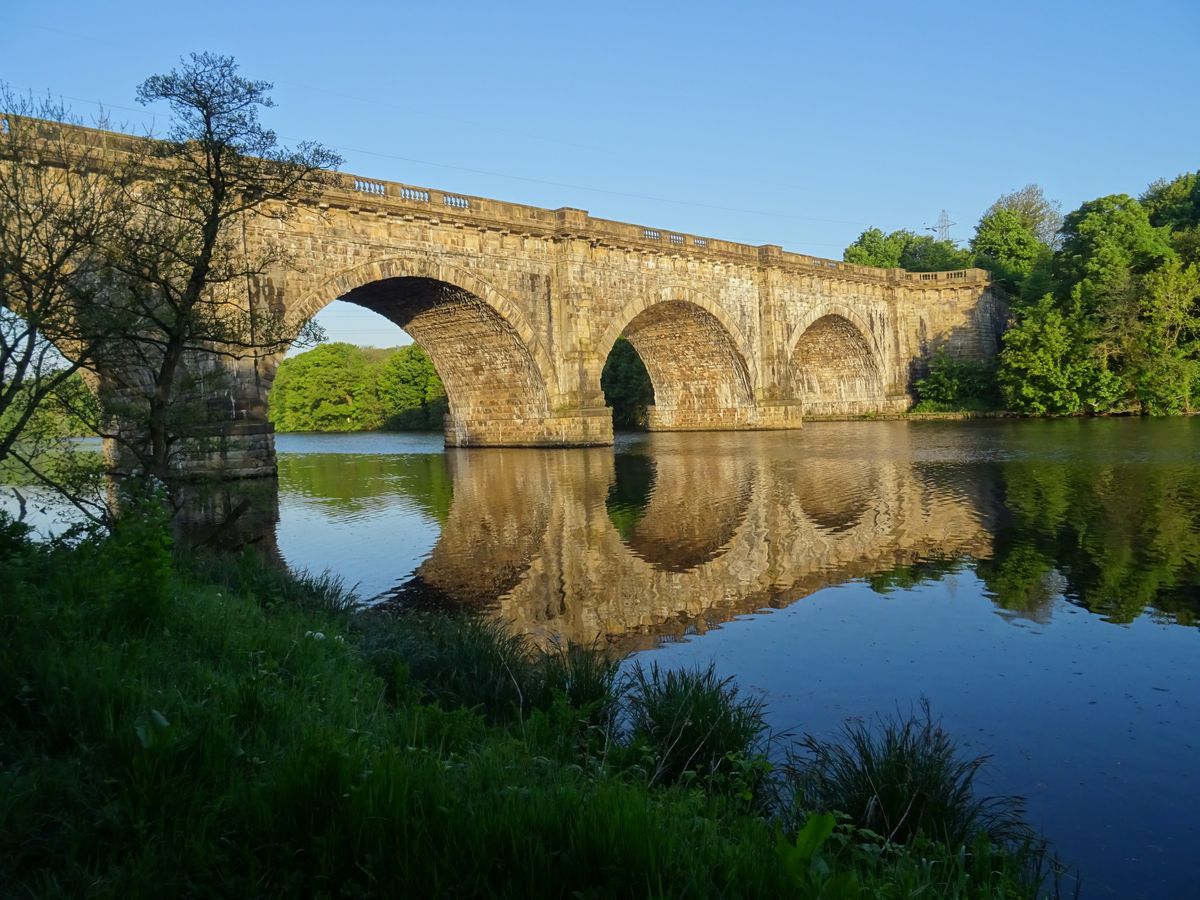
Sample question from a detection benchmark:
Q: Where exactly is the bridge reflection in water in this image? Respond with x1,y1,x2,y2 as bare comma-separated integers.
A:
355,428,996,650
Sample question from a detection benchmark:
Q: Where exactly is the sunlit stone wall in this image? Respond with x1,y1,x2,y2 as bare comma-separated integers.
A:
17,123,1002,472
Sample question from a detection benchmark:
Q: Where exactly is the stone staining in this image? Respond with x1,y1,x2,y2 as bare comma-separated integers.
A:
793,315,885,416
623,301,755,430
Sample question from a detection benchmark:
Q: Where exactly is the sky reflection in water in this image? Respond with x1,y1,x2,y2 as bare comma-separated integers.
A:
268,419,1200,899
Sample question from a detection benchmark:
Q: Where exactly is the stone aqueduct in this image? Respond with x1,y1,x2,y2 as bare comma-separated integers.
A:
10,122,1006,475
240,177,1002,458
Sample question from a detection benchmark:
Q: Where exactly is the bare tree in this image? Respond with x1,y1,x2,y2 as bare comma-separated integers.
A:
90,52,342,483
0,88,137,518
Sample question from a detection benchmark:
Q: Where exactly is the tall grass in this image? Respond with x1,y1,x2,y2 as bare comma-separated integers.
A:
623,662,769,794
787,701,1032,849
0,513,1049,898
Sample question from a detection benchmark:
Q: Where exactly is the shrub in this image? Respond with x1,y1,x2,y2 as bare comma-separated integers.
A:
536,641,622,731
913,350,1000,412
787,702,1031,849
355,611,541,722
184,546,358,616
623,661,769,793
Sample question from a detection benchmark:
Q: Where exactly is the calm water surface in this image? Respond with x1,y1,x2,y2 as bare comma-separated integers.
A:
9,420,1195,897
272,419,1200,899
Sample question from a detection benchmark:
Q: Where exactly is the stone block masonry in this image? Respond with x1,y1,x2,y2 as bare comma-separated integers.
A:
9,122,1000,476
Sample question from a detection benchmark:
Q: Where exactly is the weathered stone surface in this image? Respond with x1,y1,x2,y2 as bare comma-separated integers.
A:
8,123,1002,475
241,172,999,461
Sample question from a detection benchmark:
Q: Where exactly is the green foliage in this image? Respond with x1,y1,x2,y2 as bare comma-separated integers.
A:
0,520,1043,897
0,372,98,440
983,184,1063,248
105,491,175,627
843,228,973,272
376,343,449,430
843,227,909,268
998,189,1199,416
788,702,1031,850
355,611,543,722
998,296,1123,415
601,337,654,430
1054,194,1175,309
845,181,1200,419
268,342,447,432
538,641,623,732
0,372,104,493
623,662,769,794
1126,260,1200,414
1142,171,1199,233
912,350,1000,412
970,209,1047,294
898,235,975,273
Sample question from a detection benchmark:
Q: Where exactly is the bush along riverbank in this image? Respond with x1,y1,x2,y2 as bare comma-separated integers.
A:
0,505,1067,898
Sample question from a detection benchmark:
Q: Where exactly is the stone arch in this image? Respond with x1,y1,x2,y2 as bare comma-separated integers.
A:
286,254,557,446
787,306,886,415
598,291,757,431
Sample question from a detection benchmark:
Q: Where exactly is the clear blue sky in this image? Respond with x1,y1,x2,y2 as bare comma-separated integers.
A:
5,0,1197,348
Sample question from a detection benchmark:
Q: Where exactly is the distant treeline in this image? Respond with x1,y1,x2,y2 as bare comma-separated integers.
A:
845,175,1200,415
268,343,448,432
602,337,654,430
270,338,657,434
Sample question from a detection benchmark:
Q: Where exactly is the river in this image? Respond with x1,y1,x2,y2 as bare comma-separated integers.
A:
9,419,1200,897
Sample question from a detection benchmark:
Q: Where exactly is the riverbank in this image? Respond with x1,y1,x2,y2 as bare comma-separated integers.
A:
0,508,1049,898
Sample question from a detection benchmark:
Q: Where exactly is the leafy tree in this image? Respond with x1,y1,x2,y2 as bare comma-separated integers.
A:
1143,172,1200,265
1125,260,1200,414
843,227,909,268
912,350,999,411
601,337,654,430
843,228,972,272
268,343,382,432
997,296,1119,415
983,184,1063,248
898,234,974,272
91,53,341,482
1142,171,1199,231
970,209,1045,294
268,342,448,433
376,344,447,430
1053,194,1175,310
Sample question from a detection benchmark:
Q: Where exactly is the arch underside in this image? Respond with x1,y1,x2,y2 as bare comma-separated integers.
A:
621,301,757,430
793,315,888,416
337,276,555,446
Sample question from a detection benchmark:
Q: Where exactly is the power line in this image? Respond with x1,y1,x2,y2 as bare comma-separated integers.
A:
6,78,870,234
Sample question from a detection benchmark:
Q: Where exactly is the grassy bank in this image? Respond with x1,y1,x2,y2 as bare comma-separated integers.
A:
0,509,1054,898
